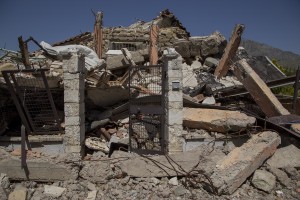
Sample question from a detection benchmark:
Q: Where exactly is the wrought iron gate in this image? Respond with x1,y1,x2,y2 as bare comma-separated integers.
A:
2,68,62,134
129,65,167,154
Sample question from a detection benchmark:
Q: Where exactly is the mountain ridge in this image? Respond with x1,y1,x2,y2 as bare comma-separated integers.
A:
240,39,300,70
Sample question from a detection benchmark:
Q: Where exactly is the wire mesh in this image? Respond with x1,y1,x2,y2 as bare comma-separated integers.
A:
2,69,61,134
129,65,166,154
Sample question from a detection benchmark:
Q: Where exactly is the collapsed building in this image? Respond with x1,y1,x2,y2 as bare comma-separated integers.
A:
0,9,300,199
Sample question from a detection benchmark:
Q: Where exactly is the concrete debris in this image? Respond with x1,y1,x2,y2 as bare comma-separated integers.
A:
204,57,219,69
85,137,109,153
168,177,179,186
202,96,216,105
8,184,27,200
267,144,300,168
0,173,10,189
85,190,97,200
251,169,276,193
106,49,147,70
0,186,7,200
183,108,256,133
210,131,280,194
1,8,300,199
113,148,225,178
268,167,291,187
44,185,66,197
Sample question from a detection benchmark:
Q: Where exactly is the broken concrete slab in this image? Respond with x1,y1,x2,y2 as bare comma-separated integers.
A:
183,108,256,133
83,147,224,179
266,144,300,168
44,185,66,198
0,159,77,181
115,148,225,178
210,131,280,195
106,49,148,70
252,169,276,193
233,59,290,117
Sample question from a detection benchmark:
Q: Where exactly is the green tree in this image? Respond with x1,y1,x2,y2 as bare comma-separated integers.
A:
271,59,297,96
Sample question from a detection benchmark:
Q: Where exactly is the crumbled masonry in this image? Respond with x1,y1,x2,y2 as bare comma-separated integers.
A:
0,9,300,199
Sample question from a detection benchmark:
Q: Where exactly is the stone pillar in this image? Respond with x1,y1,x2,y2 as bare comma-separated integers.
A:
63,53,85,155
163,48,184,153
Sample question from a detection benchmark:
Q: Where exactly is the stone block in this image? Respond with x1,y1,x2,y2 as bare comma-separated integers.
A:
64,77,85,90
169,92,183,102
44,185,66,198
64,116,84,126
64,103,85,117
65,145,83,154
210,131,280,194
268,167,291,187
64,89,84,103
63,72,80,80
251,170,276,193
174,40,191,58
168,70,182,78
183,108,256,133
168,109,183,126
8,189,27,200
168,102,183,109
266,144,300,168
62,53,85,73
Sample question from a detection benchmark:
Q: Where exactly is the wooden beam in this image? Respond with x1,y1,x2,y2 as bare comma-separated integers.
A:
214,24,245,79
94,12,103,59
233,59,290,117
149,24,159,65
18,36,30,69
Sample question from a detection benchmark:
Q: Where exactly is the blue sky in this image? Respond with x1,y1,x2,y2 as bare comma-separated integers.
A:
1,0,300,54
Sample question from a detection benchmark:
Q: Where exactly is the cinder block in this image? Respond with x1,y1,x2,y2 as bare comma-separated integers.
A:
64,77,85,91
64,103,85,117
62,53,85,73
64,89,84,103
168,70,182,78
168,109,183,125
168,92,183,102
64,116,84,126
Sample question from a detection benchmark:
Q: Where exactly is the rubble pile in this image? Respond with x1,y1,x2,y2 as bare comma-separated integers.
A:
0,9,300,199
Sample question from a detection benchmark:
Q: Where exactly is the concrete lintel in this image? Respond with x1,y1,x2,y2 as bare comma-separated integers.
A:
233,59,290,117
0,159,77,181
210,131,280,195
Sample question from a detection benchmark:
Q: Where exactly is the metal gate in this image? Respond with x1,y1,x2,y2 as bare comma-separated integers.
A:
129,65,167,154
2,68,62,134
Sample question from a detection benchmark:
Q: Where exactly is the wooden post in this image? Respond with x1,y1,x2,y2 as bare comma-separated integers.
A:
94,12,103,59
18,36,30,69
233,59,290,117
149,24,159,65
214,24,245,79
